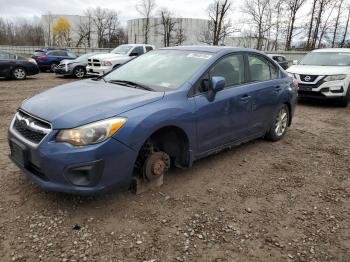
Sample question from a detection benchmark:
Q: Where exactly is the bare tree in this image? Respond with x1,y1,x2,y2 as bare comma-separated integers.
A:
158,8,177,47
317,2,337,48
89,7,121,48
341,6,350,47
76,10,94,47
0,17,44,46
174,19,186,45
285,0,306,50
306,0,318,50
207,0,232,45
310,0,332,49
242,0,272,50
105,11,120,48
332,0,345,47
136,0,156,44
42,12,53,46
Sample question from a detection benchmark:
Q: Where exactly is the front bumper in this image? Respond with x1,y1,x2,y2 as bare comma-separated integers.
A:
55,66,72,76
86,66,112,76
8,128,137,195
297,79,348,99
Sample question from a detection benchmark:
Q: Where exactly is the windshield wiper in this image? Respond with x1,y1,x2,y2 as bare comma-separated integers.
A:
108,80,154,91
92,75,106,82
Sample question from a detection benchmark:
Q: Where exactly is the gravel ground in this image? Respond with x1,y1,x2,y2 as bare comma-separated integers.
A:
0,73,349,262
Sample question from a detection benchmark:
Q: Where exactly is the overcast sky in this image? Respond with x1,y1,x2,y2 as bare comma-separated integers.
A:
0,0,218,22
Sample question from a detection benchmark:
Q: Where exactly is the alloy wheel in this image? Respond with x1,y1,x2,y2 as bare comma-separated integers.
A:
275,107,288,136
13,68,26,80
75,68,85,78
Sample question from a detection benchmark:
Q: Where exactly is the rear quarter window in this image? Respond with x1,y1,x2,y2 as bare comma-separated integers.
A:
33,51,45,56
146,46,153,52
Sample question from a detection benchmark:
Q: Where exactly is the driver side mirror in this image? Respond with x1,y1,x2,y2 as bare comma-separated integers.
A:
130,52,139,57
206,76,226,102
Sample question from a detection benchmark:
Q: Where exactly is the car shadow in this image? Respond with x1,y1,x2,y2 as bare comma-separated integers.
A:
0,77,38,81
298,97,342,108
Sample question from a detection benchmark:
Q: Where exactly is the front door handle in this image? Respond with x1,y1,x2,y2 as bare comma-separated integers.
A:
274,85,281,92
240,94,251,102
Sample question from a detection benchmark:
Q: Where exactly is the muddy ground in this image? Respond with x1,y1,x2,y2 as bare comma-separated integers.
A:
0,73,349,262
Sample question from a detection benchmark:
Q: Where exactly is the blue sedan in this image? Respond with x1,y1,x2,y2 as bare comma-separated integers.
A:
8,46,298,194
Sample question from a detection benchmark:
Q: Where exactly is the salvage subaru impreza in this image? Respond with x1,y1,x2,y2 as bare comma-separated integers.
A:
8,46,298,194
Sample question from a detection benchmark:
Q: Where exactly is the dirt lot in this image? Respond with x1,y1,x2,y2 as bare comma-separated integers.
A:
0,73,349,262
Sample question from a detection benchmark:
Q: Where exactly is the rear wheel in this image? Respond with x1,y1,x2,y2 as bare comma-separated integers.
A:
73,66,85,78
265,104,290,141
50,63,58,73
12,67,27,80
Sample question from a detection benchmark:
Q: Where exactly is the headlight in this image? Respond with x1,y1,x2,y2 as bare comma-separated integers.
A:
287,72,296,79
324,74,347,82
56,117,126,146
102,61,113,66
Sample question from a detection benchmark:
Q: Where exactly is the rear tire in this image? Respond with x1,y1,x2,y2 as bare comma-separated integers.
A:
12,67,27,80
265,104,290,142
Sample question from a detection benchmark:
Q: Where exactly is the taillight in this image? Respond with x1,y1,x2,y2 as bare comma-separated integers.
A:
28,58,37,65
37,55,47,60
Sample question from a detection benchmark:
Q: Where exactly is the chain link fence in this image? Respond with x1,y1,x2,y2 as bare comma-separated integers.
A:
0,45,308,63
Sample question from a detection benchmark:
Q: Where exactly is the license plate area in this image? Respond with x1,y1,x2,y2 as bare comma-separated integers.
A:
9,139,28,167
299,86,313,91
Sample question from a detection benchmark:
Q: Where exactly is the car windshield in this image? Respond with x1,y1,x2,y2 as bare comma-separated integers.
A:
111,46,133,55
104,50,213,91
299,52,350,66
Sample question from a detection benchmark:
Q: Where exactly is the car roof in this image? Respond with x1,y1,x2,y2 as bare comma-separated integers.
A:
267,54,286,58
312,48,350,53
121,44,154,47
160,45,263,54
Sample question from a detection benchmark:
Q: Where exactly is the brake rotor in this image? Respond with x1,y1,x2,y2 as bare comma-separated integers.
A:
142,152,170,182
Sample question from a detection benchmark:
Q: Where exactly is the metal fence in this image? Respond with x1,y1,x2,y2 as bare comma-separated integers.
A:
0,45,308,63
0,45,112,56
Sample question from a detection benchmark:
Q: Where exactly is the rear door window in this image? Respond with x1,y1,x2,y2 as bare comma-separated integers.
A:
146,46,153,52
130,46,145,56
33,51,45,56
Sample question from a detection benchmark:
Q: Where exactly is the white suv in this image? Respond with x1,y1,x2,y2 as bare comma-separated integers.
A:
287,48,350,107
86,44,155,76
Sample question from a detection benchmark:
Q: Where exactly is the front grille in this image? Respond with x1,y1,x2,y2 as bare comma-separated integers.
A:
57,64,65,69
12,111,51,144
88,58,101,67
299,74,319,82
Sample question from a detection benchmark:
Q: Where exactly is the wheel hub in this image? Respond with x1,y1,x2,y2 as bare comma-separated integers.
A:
143,152,170,182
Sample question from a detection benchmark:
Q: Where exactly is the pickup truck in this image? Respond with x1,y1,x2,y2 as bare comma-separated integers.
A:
86,44,155,76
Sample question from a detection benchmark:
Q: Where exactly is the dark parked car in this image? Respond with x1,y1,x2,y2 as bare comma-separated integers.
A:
32,48,77,72
55,52,104,78
0,50,39,80
268,54,289,69
8,46,298,194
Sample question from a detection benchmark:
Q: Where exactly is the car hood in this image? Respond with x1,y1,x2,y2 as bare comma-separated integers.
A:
90,53,128,61
21,80,164,129
60,60,85,66
287,65,350,75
